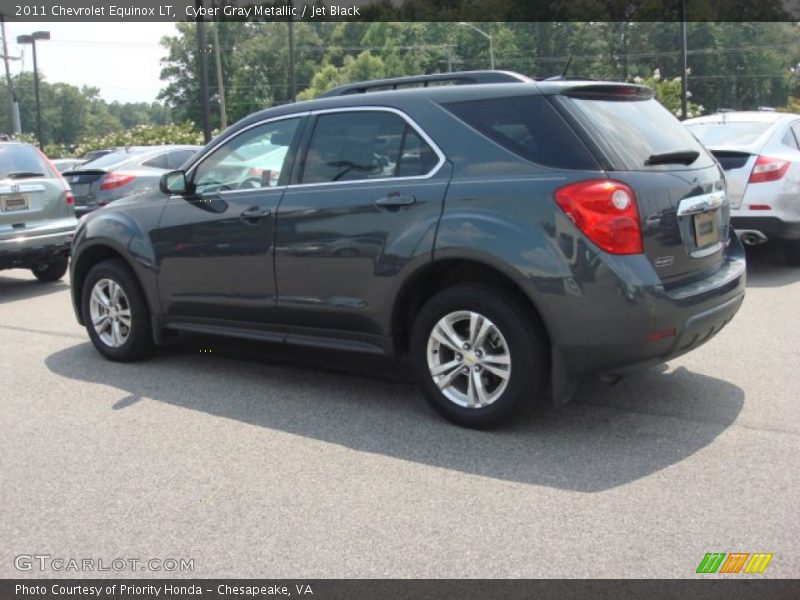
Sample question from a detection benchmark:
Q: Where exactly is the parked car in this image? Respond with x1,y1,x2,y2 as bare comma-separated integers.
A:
684,110,800,264
51,158,86,173
64,145,201,217
69,71,745,428
0,141,77,281
79,148,116,163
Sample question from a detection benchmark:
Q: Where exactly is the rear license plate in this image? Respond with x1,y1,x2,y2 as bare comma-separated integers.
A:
693,211,719,247
70,183,90,197
1,194,29,212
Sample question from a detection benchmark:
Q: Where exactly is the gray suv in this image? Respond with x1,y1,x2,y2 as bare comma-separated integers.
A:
1,141,77,281
69,71,746,428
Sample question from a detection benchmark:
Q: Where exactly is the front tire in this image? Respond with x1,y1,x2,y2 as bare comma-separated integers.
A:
31,257,68,282
410,284,549,428
82,259,153,362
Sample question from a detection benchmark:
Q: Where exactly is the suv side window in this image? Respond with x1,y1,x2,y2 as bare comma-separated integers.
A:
300,111,439,184
193,118,300,194
442,95,599,170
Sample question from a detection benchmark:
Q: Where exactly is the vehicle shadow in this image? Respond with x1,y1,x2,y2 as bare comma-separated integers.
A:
45,336,744,493
0,272,70,304
744,243,800,288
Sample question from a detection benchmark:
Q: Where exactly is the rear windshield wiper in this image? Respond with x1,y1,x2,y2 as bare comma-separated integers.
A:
644,150,700,166
6,171,45,179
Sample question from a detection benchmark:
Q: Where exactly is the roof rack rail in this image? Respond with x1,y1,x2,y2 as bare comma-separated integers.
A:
320,70,530,98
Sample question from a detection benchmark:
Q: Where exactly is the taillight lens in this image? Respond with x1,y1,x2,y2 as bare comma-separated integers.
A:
65,191,74,205
553,180,643,255
99,172,135,190
748,155,789,183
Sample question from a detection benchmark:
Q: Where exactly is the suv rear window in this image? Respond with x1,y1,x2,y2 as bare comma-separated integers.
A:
566,97,714,171
442,95,599,170
0,144,54,179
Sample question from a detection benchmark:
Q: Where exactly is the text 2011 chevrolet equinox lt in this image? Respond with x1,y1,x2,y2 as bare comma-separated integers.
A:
70,71,746,428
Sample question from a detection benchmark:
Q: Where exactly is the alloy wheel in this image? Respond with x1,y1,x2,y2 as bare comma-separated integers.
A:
426,310,512,408
89,278,132,348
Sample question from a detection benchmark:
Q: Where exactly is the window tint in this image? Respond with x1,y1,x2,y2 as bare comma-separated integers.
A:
193,119,300,194
442,95,598,170
569,97,714,170
142,152,169,169
300,111,438,184
396,127,439,177
167,149,196,169
0,143,54,179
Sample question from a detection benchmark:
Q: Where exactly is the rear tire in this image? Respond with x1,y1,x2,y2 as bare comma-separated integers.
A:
785,241,800,266
409,284,549,429
31,258,68,282
82,258,153,362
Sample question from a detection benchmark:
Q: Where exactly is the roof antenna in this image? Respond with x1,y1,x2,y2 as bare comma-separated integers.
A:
546,56,573,81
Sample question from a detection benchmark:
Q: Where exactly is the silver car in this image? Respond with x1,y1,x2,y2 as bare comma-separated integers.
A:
0,141,77,281
64,145,201,217
685,111,800,265
51,158,86,173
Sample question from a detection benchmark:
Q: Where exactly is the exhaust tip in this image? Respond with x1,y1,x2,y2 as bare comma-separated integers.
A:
737,230,768,246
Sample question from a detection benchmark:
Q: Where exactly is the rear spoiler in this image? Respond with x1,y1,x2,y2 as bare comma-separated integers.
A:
561,84,654,101
61,169,108,177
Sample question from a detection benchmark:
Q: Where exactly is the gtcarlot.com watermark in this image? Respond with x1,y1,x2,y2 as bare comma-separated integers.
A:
14,554,194,573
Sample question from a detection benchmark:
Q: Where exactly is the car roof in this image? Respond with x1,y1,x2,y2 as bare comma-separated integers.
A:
685,111,798,126
137,144,202,157
226,77,648,137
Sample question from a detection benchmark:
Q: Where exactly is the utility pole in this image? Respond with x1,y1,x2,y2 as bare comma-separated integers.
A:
195,0,212,142
288,0,296,102
211,19,226,129
16,30,49,147
679,0,688,119
0,15,22,135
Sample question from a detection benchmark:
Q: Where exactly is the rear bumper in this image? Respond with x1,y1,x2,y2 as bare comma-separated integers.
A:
0,227,75,269
525,234,746,381
74,205,99,218
731,216,800,241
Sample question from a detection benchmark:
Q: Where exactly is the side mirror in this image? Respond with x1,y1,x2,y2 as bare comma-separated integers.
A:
160,170,189,195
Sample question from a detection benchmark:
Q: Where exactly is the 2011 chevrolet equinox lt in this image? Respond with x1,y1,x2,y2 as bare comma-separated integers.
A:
70,71,746,428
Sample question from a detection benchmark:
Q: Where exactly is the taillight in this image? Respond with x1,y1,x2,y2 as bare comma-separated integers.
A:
99,172,135,190
65,191,74,205
748,155,789,184
553,179,642,255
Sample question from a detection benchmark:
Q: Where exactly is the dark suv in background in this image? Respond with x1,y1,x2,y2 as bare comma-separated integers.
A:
69,71,745,428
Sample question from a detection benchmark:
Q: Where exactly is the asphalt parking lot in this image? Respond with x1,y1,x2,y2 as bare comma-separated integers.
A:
1,244,798,579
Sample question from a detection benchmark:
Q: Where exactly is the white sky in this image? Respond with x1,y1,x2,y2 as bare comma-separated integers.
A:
3,22,177,104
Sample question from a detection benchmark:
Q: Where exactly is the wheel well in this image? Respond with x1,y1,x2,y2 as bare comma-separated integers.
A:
392,259,550,355
72,245,134,323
